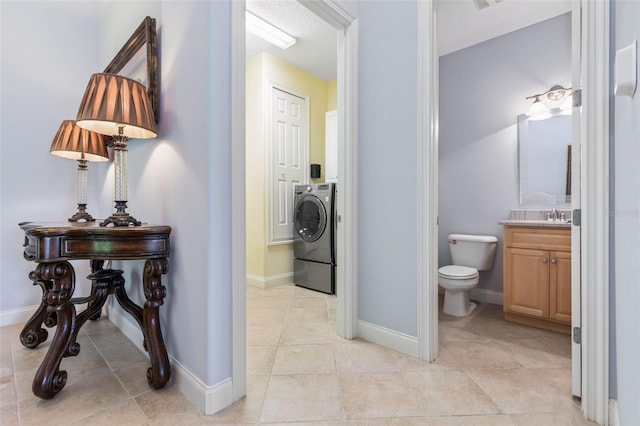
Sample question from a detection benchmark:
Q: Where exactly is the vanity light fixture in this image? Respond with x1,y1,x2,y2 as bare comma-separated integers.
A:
76,73,157,227
526,85,572,120
526,97,552,121
246,10,296,50
49,120,109,222
560,93,573,115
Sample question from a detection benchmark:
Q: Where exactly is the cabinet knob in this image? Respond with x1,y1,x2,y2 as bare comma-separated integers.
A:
542,258,548,263
551,258,557,264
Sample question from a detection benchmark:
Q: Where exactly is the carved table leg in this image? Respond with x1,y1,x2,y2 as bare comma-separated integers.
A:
19,270,53,349
87,260,106,321
113,277,146,350
142,258,170,389
32,261,76,399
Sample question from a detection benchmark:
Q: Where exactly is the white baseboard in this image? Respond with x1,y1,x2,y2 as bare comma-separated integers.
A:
0,305,38,327
470,288,503,306
108,303,147,354
108,305,234,415
172,360,234,416
609,399,619,426
356,320,419,358
246,272,293,289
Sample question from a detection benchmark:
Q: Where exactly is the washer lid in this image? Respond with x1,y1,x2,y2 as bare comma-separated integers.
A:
438,265,479,278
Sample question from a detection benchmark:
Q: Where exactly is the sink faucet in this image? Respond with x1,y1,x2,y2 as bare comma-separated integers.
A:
547,208,558,222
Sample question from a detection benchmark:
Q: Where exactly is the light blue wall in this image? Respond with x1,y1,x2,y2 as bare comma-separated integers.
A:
438,13,571,293
0,1,102,314
612,0,640,423
96,1,233,385
357,1,418,337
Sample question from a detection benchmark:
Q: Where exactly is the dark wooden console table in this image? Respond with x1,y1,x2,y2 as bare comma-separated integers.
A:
18,221,171,399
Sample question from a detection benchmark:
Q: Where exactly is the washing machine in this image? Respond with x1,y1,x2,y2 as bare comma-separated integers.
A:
293,183,336,294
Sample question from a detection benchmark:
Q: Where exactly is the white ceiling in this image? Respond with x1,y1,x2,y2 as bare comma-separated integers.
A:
245,0,572,82
436,0,572,56
246,0,338,82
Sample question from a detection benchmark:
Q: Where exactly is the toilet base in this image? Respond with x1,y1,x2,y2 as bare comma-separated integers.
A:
442,288,477,317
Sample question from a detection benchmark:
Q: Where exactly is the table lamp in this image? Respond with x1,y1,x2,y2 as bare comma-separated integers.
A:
50,120,109,222
75,73,157,227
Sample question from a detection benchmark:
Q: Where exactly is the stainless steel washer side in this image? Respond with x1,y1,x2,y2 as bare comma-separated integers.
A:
292,183,336,294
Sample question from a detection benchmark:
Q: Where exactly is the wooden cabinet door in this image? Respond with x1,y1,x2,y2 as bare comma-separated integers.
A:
549,250,572,323
505,247,549,318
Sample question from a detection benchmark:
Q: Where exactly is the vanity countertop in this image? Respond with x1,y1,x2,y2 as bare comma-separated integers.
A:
500,209,572,228
499,219,571,228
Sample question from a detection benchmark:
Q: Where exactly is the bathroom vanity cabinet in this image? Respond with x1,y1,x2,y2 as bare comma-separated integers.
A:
503,225,571,334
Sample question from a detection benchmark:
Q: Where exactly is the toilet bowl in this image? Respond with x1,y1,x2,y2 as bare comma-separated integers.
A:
439,265,480,317
439,234,497,317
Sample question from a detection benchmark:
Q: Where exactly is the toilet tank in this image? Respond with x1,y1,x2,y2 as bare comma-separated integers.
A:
448,234,498,271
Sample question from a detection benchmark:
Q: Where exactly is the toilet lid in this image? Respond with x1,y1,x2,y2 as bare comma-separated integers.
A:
438,265,479,279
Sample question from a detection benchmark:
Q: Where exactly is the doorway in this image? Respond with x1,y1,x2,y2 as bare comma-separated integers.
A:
435,0,577,395
421,1,611,423
231,0,359,402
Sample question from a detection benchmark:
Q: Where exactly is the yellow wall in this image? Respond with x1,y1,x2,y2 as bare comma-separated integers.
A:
246,53,332,281
327,80,337,111
246,54,266,278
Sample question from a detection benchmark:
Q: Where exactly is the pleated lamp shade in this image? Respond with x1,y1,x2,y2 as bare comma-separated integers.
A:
50,120,109,162
76,73,157,139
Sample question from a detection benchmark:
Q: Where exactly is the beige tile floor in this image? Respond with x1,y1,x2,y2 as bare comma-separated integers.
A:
0,284,596,425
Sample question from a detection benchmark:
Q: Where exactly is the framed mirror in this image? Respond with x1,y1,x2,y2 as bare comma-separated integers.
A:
518,114,572,205
103,16,158,124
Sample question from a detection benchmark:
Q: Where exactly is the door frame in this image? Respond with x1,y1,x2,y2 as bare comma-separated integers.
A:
576,0,610,423
417,0,439,362
419,0,610,422
299,0,359,340
231,0,359,401
570,0,582,399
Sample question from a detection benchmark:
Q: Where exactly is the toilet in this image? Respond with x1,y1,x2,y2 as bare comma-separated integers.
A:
439,234,498,317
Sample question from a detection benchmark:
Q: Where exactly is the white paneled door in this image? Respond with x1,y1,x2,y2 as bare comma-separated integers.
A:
268,87,307,244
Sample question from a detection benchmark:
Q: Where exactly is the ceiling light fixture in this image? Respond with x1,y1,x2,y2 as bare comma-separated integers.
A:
246,10,296,50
